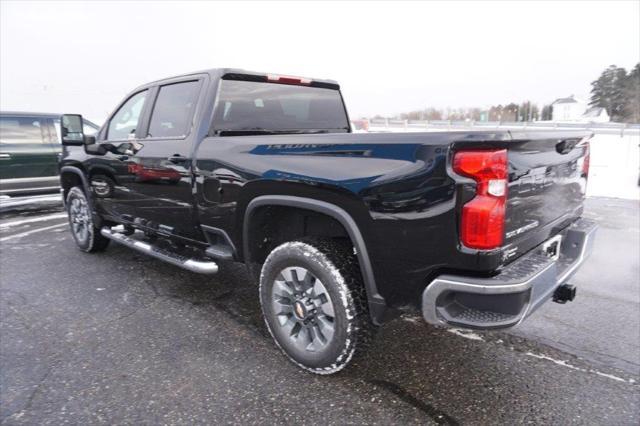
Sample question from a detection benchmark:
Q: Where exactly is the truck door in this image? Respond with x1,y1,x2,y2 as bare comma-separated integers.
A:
102,78,204,241
0,114,59,195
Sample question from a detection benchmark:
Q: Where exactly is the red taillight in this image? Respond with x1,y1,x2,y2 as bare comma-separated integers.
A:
267,74,312,86
453,149,508,250
582,141,590,177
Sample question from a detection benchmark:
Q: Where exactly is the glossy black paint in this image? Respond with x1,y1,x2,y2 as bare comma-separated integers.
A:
60,68,590,319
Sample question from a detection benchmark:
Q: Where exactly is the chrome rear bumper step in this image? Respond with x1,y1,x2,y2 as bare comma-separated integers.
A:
100,227,218,274
421,217,597,330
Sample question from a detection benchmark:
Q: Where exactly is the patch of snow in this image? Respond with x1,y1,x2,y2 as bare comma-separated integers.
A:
525,352,635,384
593,371,632,383
0,194,62,211
447,328,485,341
0,223,68,242
526,351,583,371
0,213,67,229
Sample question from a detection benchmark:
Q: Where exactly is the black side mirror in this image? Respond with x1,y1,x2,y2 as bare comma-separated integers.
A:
85,143,108,155
61,114,85,146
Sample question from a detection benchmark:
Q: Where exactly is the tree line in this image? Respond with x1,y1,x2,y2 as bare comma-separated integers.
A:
382,63,639,123
589,64,639,123
388,102,550,122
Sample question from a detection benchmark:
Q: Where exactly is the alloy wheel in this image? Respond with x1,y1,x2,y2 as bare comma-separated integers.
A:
270,266,336,352
69,196,90,243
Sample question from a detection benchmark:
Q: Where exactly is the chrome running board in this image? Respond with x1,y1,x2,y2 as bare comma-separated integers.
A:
100,227,218,274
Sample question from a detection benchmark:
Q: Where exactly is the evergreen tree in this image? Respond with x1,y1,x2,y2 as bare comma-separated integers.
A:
541,104,553,121
518,101,537,122
589,65,628,121
623,63,640,123
531,104,540,121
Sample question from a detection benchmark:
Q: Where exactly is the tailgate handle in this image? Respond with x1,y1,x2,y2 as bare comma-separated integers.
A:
555,139,578,154
168,154,188,164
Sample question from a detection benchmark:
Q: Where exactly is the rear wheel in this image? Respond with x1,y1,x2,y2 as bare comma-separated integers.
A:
259,238,373,374
66,186,110,252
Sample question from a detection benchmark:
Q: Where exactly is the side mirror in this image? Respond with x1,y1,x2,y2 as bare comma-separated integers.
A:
61,114,86,146
85,143,108,155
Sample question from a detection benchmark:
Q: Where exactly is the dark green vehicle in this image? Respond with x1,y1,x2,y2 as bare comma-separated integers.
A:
0,112,99,196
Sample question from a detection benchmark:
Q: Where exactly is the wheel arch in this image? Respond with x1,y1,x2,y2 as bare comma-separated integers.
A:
243,195,386,324
59,165,112,230
60,166,92,207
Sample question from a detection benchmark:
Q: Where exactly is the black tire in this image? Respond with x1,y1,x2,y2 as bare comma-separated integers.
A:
259,238,373,374
66,186,110,253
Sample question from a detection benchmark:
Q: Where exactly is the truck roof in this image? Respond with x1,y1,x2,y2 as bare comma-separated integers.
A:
139,68,340,89
1,111,63,117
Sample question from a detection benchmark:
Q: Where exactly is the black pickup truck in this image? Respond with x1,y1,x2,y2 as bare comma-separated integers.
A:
59,68,597,374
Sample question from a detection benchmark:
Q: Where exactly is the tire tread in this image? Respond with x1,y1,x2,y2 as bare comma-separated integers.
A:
260,237,374,375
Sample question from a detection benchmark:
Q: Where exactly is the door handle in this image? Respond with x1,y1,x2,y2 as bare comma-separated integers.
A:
168,155,188,164
0,153,11,159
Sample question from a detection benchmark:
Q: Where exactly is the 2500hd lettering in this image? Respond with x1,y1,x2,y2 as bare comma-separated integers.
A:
59,69,597,374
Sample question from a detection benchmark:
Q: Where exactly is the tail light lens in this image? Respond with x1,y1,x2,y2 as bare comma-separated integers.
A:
453,149,508,250
582,141,590,177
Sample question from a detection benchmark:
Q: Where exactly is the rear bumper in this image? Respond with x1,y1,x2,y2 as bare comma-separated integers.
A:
422,217,597,329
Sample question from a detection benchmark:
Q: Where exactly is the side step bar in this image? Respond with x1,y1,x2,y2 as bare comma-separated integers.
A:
100,227,219,274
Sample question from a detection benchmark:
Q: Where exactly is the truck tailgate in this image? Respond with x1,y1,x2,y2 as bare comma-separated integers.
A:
504,133,591,251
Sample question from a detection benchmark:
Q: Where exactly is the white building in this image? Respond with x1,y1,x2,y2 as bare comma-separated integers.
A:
581,107,610,123
552,95,588,121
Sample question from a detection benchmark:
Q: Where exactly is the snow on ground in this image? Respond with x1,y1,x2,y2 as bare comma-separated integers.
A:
369,125,640,200
587,133,639,200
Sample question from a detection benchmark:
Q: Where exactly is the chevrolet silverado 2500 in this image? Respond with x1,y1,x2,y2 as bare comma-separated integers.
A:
59,68,597,374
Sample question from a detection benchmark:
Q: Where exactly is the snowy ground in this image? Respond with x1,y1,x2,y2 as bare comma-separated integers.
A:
370,125,640,200
588,133,640,199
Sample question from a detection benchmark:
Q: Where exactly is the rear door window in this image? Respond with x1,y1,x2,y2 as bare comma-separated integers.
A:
107,90,148,140
147,80,201,138
0,116,46,144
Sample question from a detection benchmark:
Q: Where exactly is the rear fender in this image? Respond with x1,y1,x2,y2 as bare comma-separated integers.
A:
243,195,387,325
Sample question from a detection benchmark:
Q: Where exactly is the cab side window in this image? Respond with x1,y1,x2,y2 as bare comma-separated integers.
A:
147,81,200,138
107,90,148,140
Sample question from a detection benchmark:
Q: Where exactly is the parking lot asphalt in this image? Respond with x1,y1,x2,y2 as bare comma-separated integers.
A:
0,197,638,425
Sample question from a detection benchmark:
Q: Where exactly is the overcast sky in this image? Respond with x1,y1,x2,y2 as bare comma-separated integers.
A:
1,0,638,123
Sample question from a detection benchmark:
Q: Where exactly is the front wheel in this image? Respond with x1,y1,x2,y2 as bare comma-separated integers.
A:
66,186,110,252
259,238,373,374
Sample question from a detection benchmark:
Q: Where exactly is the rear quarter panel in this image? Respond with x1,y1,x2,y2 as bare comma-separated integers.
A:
194,131,509,307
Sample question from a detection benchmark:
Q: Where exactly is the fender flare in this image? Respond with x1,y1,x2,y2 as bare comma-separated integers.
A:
243,195,387,324
60,166,92,207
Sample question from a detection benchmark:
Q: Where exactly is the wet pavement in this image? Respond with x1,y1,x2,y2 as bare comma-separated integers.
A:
0,197,638,425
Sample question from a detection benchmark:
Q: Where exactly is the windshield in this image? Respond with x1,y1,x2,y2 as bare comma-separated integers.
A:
213,80,349,134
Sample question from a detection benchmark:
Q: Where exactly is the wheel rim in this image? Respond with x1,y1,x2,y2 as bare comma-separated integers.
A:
270,266,336,352
69,196,90,243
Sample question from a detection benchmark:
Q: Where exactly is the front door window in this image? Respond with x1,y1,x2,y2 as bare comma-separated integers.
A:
107,90,148,140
